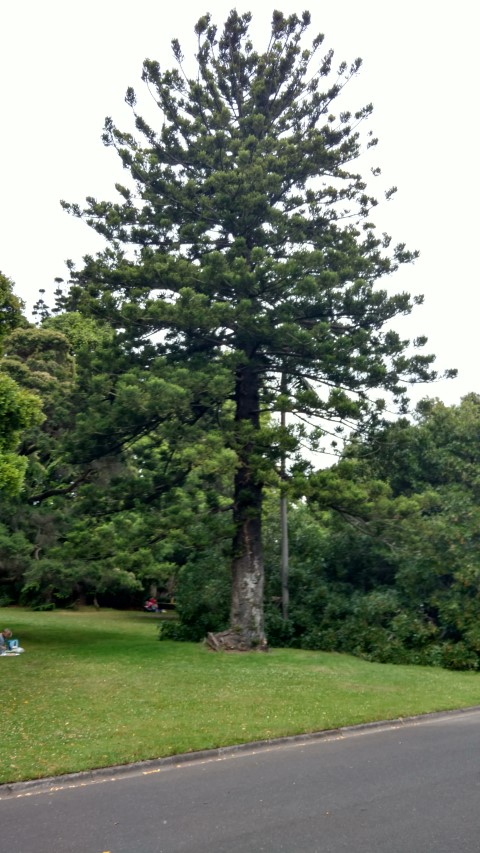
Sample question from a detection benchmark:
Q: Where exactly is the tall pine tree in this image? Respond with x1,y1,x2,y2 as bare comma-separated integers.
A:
60,11,447,649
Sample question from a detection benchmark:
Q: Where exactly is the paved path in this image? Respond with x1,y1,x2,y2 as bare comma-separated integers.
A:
1,709,480,852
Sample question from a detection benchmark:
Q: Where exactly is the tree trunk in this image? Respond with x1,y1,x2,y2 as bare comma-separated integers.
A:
207,362,267,651
73,581,86,607
229,462,266,646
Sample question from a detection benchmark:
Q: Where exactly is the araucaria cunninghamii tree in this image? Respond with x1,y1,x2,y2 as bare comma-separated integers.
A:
61,10,447,649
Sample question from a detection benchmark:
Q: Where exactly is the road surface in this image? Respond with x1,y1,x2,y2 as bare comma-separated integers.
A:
1,709,480,852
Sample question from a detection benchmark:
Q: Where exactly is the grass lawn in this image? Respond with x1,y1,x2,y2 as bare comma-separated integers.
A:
1,607,479,784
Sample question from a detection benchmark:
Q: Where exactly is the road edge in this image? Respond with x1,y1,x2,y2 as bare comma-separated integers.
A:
2,705,480,799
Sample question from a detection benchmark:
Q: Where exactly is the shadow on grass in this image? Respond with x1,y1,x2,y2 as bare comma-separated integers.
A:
1,608,167,654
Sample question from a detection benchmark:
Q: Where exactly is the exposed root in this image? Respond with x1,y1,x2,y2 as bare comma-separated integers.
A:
206,629,268,652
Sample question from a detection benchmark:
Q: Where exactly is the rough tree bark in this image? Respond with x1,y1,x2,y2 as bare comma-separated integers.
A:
207,362,268,651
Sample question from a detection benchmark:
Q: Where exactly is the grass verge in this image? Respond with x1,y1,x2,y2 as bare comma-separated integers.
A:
1,607,479,784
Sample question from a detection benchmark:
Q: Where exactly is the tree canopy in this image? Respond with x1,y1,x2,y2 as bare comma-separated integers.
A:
54,9,449,649
0,274,44,496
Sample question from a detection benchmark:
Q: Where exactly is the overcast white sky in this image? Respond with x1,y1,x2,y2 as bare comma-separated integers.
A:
1,1,477,408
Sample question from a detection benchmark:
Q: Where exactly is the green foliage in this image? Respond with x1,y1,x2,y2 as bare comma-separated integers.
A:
272,395,480,670
0,521,32,603
0,275,45,495
0,366,44,497
0,272,26,342
2,14,466,661
160,551,230,641
55,10,439,646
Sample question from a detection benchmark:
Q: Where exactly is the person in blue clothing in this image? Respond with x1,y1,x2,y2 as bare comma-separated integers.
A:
0,628,13,653
0,628,24,654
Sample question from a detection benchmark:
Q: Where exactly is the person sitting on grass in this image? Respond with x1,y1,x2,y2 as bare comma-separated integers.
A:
0,628,24,654
0,628,13,652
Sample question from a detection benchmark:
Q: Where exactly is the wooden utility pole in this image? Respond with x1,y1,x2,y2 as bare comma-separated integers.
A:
280,372,289,621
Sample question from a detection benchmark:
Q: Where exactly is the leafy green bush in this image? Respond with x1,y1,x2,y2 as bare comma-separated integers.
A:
263,608,295,647
159,552,230,642
30,601,56,612
441,642,479,671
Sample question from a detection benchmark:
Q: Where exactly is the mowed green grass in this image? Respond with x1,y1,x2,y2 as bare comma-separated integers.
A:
1,607,479,784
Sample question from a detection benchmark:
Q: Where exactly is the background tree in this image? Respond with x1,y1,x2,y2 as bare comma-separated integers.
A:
0,274,44,497
0,299,233,607
289,395,480,669
57,10,448,648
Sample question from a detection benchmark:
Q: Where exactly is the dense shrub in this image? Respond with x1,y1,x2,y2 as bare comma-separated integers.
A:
159,552,230,642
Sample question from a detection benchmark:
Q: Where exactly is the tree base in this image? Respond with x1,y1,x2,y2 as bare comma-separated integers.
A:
206,629,268,652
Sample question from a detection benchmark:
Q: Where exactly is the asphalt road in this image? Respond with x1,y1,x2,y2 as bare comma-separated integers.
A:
1,709,480,853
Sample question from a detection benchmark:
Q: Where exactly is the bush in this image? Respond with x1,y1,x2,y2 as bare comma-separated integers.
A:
263,608,295,647
441,642,479,671
31,602,56,612
159,553,230,642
